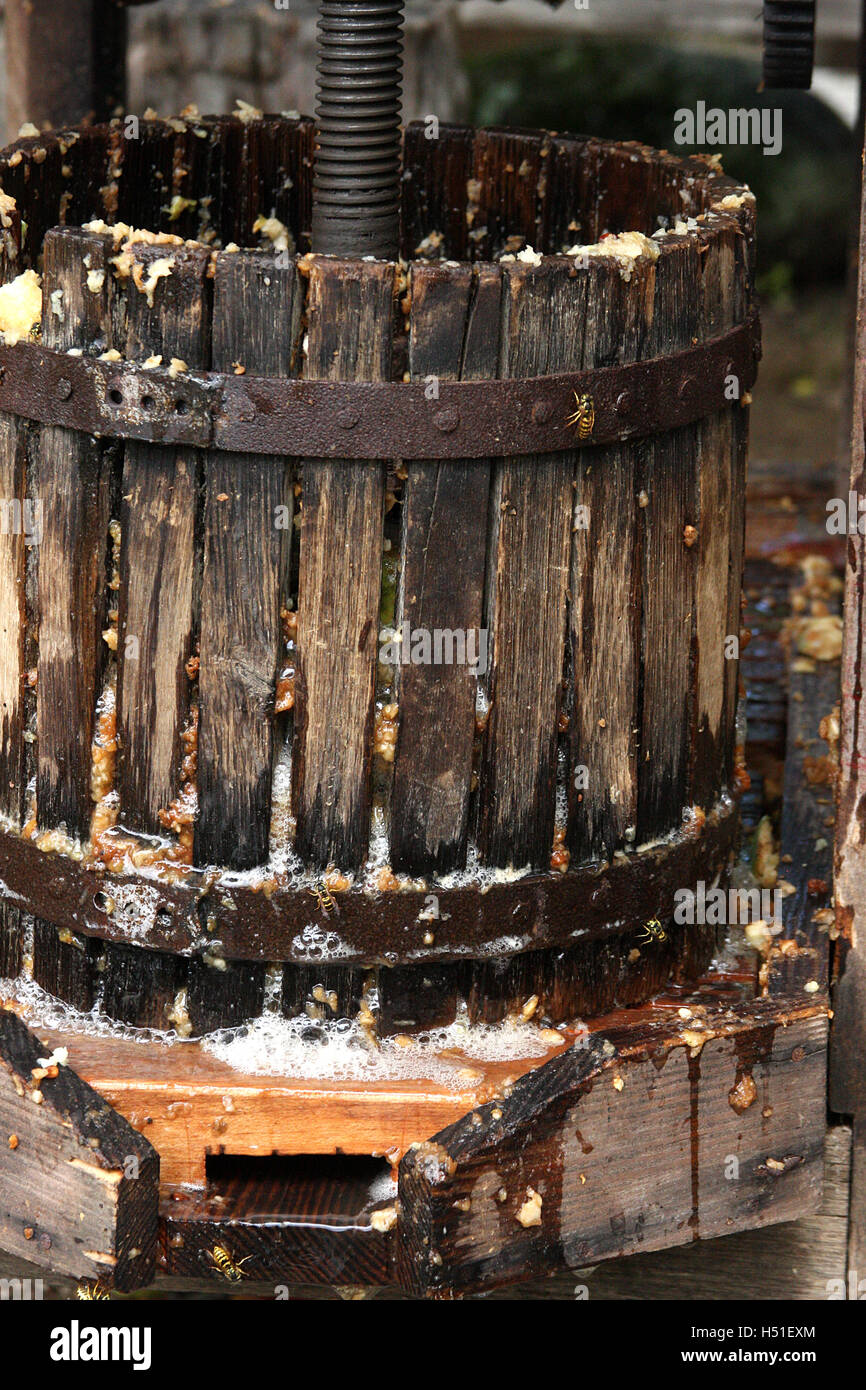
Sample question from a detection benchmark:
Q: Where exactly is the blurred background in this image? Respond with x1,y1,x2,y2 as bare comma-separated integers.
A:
0,0,854,470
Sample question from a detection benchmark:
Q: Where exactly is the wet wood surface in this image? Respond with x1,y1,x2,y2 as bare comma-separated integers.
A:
389,261,499,876
292,257,393,872
0,1006,158,1290
196,251,299,870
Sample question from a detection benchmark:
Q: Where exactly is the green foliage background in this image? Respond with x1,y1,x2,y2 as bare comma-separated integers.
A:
465,39,855,287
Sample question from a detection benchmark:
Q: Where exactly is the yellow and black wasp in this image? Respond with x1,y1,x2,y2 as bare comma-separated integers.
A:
566,391,595,440
210,1245,254,1283
311,878,338,916
637,917,669,946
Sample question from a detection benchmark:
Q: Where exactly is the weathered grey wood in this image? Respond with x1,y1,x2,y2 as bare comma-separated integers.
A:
398,1001,827,1297
293,257,394,871
116,243,210,838
36,229,114,840
636,242,702,841
478,259,575,869
693,219,746,806
195,252,300,870
389,262,499,876
568,256,655,863
0,412,27,826
479,1125,851,1302
0,1007,157,1290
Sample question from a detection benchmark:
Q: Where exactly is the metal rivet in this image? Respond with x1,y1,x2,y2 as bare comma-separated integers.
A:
432,407,459,434
678,376,696,403
531,401,552,425
615,391,632,416
337,408,360,430
56,378,73,400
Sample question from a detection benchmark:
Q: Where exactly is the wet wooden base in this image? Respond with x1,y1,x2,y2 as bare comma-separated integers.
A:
0,996,573,1187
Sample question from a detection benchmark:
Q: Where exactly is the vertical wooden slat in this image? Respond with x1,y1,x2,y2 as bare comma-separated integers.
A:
113,119,177,232
570,446,640,861
292,258,394,872
0,416,27,825
196,251,300,870
389,262,500,876
568,256,656,863
469,129,552,262
693,219,746,807
400,122,474,263
636,240,702,842
478,259,576,869
116,243,210,837
32,920,101,1010
545,136,595,253
0,203,25,978
36,229,114,840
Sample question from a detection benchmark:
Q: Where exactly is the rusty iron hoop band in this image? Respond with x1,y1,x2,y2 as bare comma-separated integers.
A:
0,312,760,460
0,796,739,964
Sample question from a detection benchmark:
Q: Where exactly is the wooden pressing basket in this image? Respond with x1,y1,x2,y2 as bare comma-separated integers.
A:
2,116,831,1307
0,116,758,1040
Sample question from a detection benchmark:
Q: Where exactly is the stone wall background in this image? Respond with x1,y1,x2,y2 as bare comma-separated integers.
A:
126,0,466,124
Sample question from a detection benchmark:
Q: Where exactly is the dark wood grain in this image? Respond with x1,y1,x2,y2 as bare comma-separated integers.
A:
159,1154,394,1286
116,243,210,837
0,1006,158,1291
400,121,474,263
693,219,745,805
389,261,499,875
397,1001,827,1297
36,229,115,839
469,127,552,262
195,252,300,869
293,257,394,871
32,918,101,1011
568,256,655,863
478,258,575,869
636,241,702,841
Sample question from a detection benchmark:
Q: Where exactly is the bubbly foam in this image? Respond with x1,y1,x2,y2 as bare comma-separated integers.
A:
201,1010,558,1086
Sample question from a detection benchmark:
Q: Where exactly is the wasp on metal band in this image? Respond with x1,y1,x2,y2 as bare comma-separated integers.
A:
566,391,595,440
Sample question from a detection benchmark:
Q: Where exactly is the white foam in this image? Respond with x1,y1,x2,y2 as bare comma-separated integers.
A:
201,1010,556,1086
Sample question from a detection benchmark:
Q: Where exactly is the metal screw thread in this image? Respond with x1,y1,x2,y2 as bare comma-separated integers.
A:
311,0,404,258
762,0,815,89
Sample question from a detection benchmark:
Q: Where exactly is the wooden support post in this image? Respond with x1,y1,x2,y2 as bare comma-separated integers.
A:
833,128,866,1298
0,1007,158,1290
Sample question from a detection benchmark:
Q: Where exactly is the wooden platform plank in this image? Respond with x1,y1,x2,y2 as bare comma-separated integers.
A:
397,1001,827,1297
0,1006,158,1291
